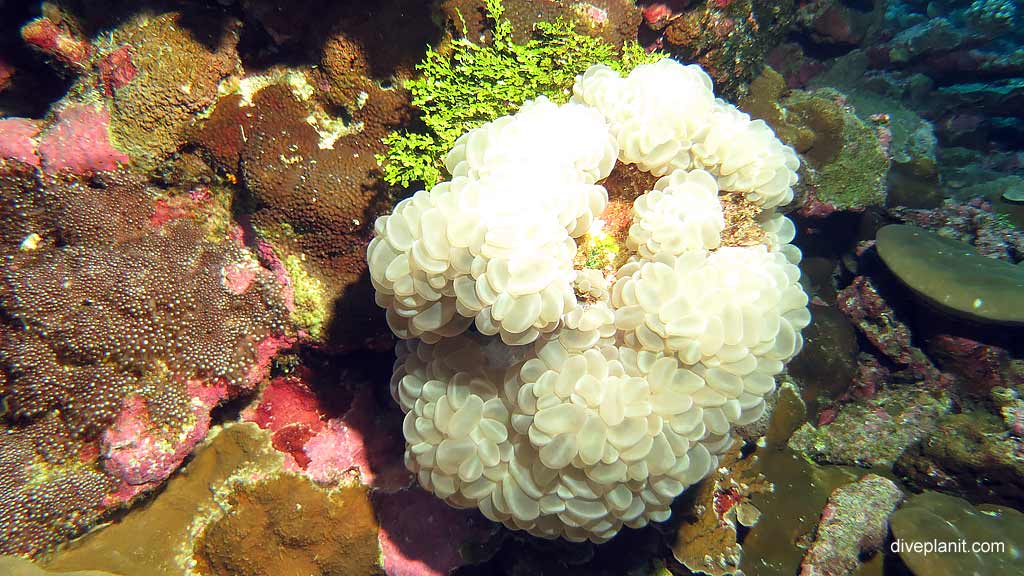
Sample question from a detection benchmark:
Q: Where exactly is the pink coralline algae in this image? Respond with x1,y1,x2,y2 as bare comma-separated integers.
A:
797,188,843,218
20,16,91,72
244,370,495,575
929,334,1023,395
37,103,130,175
0,118,42,167
222,261,261,296
96,45,137,97
837,276,952,388
641,2,676,29
245,373,412,491
102,380,229,502
303,384,411,491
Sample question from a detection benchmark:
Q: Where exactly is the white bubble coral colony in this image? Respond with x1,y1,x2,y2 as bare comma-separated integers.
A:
367,58,810,543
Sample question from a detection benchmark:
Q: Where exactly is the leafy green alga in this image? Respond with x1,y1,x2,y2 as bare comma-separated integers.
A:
378,0,665,189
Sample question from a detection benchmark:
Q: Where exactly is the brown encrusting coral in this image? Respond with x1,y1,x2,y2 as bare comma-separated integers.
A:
192,78,404,346
439,0,642,47
195,475,382,576
0,418,117,558
103,9,241,167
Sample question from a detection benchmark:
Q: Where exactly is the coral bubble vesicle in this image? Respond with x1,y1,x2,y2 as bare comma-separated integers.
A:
367,58,809,543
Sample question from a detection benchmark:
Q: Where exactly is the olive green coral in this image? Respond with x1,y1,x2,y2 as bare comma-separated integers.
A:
377,0,663,188
282,254,328,340
876,224,1024,325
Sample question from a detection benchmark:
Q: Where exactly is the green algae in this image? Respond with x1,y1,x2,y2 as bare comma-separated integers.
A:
377,0,664,189
876,224,1024,326
812,102,889,210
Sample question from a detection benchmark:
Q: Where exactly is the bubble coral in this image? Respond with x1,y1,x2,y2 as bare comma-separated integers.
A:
368,59,809,542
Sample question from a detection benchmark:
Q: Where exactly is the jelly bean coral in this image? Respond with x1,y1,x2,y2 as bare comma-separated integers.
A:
367,57,810,542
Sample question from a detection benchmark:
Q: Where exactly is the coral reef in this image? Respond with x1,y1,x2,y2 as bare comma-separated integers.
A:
439,0,642,47
788,386,951,468
929,335,1023,396
786,304,859,416
102,9,240,167
737,399,868,575
836,275,950,386
39,423,285,575
0,556,120,576
741,68,890,212
243,371,411,491
2,0,1022,571
192,81,395,346
895,411,1024,509
191,20,419,347
890,197,1024,262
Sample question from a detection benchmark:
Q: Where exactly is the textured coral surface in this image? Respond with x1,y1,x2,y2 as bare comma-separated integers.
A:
0,170,287,555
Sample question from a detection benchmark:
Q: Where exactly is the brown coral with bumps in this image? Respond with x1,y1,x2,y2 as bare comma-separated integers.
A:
105,9,241,166
0,170,288,556
195,474,383,576
3,216,287,435
193,76,405,347
0,420,117,557
190,0,442,348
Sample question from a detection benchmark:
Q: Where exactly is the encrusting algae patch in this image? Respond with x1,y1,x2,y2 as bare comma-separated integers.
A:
194,475,382,576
